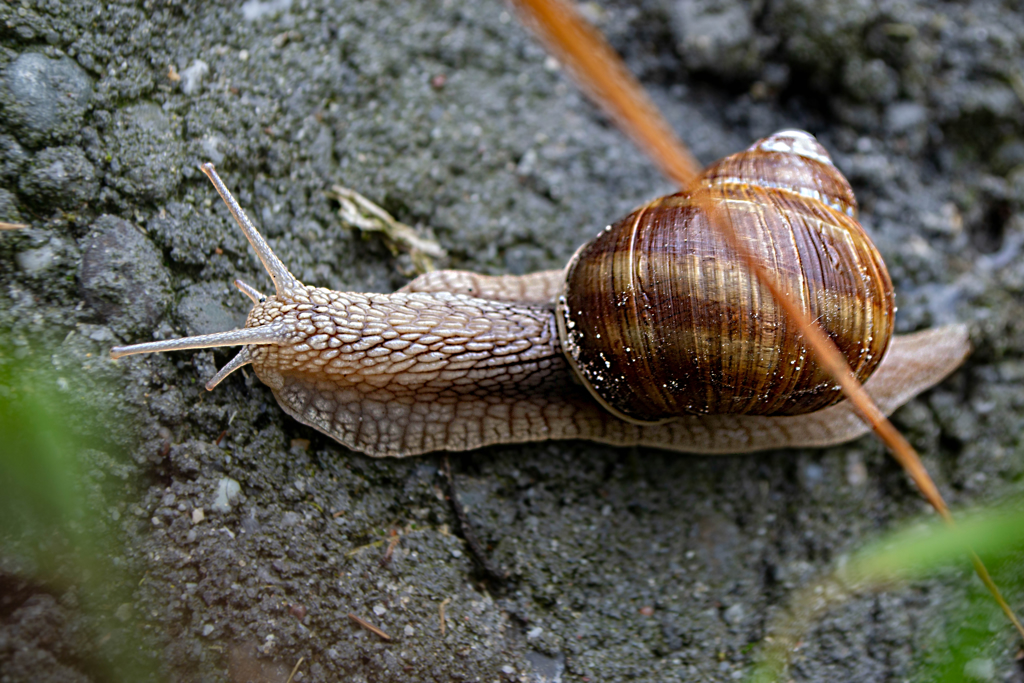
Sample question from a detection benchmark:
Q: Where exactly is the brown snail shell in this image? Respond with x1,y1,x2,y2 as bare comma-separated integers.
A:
557,130,895,422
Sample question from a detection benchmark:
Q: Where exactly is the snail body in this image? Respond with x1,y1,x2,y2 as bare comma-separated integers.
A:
110,131,970,457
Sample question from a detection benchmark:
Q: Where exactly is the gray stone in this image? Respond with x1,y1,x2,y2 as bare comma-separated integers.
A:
0,188,21,223
240,0,293,22
106,104,185,202
210,478,241,513
114,603,133,622
19,146,98,208
993,139,1024,175
146,201,232,267
0,134,28,182
722,603,746,626
668,0,765,78
885,101,929,153
79,216,171,338
15,240,59,275
842,57,899,104
886,102,928,134
525,650,564,683
2,53,92,146
178,60,209,96
765,0,877,91
199,135,225,164
175,281,248,337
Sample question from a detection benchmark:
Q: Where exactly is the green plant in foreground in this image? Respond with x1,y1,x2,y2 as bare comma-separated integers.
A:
0,345,161,681
749,501,1024,682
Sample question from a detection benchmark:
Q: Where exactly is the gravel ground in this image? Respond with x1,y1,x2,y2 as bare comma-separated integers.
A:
2,0,1024,681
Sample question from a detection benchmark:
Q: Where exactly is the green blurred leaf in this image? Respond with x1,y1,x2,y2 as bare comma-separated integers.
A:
847,506,1024,584
749,501,1024,683
0,342,163,681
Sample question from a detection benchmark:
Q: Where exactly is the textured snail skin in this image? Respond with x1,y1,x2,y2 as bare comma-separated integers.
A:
109,149,971,458
238,285,966,457
398,268,566,305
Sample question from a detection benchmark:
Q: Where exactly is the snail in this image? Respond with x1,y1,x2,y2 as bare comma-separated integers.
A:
109,130,970,458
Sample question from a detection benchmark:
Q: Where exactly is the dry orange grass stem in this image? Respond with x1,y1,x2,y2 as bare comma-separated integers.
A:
347,613,391,641
510,0,1024,639
439,597,452,636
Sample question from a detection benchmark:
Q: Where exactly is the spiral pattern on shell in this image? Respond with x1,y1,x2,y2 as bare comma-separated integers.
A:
557,130,895,422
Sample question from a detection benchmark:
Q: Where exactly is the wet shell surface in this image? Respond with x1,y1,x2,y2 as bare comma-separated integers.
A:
558,131,895,422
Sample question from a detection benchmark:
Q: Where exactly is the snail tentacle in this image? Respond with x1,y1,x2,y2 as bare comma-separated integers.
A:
200,163,302,299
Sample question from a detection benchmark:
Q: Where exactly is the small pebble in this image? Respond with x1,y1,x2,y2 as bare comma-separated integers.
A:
845,453,868,487
200,135,225,164
723,603,746,626
210,477,241,513
15,242,57,275
802,463,824,487
241,0,294,22
179,60,209,95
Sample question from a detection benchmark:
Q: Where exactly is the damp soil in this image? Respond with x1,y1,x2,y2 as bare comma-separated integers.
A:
3,1,1024,681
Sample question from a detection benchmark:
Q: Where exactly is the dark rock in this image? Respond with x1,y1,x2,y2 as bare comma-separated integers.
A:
79,216,171,338
1,53,93,146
